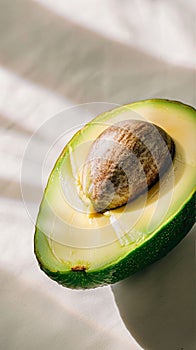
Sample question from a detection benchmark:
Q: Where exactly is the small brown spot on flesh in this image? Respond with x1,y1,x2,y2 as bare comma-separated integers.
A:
71,265,86,272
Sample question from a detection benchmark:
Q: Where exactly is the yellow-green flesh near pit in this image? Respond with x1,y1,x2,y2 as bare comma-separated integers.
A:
34,99,196,289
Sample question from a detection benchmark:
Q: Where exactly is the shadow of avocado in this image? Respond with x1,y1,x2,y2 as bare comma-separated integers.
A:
111,225,195,350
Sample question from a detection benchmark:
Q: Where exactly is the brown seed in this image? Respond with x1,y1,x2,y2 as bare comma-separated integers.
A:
81,120,175,213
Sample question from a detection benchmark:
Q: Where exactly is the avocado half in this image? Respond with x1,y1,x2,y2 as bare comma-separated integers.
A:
34,99,196,289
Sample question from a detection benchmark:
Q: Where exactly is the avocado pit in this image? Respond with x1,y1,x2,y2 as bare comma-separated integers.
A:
80,120,175,213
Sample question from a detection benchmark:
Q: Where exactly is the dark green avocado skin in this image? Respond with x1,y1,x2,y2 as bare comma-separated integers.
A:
34,192,195,289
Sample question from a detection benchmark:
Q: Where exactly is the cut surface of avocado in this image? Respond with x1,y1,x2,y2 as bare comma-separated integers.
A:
34,99,196,289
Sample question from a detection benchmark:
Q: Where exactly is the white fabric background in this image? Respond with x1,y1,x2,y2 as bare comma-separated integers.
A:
0,1,195,349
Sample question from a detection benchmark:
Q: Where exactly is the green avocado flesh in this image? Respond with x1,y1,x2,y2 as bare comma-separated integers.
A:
34,99,196,289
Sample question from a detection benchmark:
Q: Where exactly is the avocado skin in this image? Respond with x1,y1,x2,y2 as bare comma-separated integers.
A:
34,191,195,289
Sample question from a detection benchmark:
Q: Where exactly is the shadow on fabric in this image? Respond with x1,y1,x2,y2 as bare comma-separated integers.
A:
112,226,195,350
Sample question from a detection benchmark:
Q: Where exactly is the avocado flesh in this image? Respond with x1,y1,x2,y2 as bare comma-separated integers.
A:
34,99,196,289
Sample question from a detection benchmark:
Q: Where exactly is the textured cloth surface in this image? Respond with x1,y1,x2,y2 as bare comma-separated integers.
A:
0,1,195,350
